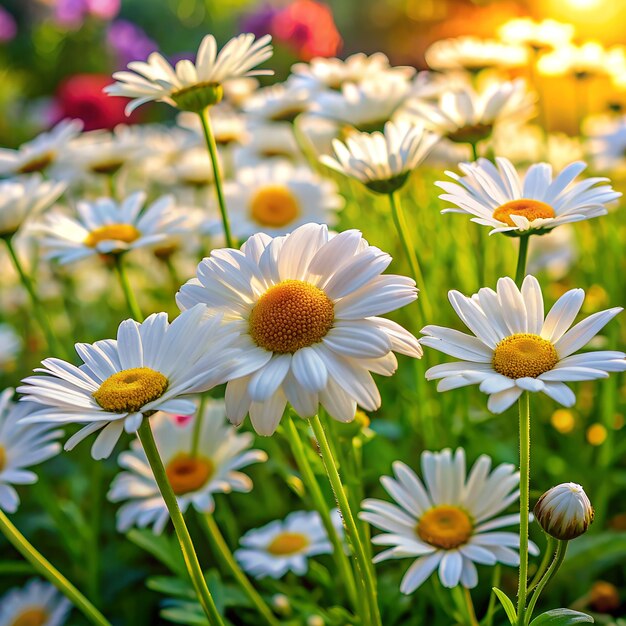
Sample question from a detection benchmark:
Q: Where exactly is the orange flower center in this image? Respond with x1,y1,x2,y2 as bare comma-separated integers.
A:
17,153,54,174
267,532,310,555
93,367,168,413
417,506,473,549
492,199,555,227
492,333,559,379
0,446,5,472
249,280,334,354
166,454,215,495
84,224,141,248
249,185,300,228
11,608,49,626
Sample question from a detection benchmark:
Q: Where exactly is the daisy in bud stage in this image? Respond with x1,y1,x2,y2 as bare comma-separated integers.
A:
0,388,63,513
18,306,249,459
360,448,536,593
105,33,273,114
109,401,267,533
176,223,422,435
421,275,626,413
235,510,335,579
437,157,621,236
0,579,71,626
534,483,594,540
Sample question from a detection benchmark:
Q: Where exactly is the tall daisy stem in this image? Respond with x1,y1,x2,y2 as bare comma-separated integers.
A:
283,414,359,612
3,236,66,358
198,108,235,249
137,420,224,626
197,512,279,626
388,192,431,321
0,509,112,626
515,235,530,287
309,413,382,626
113,254,143,320
516,391,531,626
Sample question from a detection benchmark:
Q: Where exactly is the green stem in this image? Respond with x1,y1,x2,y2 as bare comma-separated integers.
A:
463,587,479,626
484,565,501,626
283,414,359,612
524,541,568,625
3,236,66,358
87,461,103,606
515,236,530,287
309,413,382,626
517,392,531,626
388,191,431,321
137,420,224,626
197,512,279,626
0,509,112,626
198,109,235,249
113,254,143,320
527,535,556,593
469,141,479,161
191,395,206,458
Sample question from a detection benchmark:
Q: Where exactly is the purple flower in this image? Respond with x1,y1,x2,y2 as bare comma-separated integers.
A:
0,7,16,43
54,0,87,28
240,3,280,37
106,19,157,66
86,0,121,20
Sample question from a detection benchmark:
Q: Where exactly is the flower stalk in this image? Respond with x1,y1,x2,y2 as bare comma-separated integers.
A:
516,391,531,626
113,254,143,320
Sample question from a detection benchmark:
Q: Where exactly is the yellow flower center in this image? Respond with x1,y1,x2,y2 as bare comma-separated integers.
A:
249,280,335,354
0,446,5,472
446,123,492,144
492,333,559,379
492,199,555,227
417,505,473,549
11,609,49,626
17,153,54,174
84,224,141,248
90,159,126,175
249,185,300,228
166,453,214,495
267,531,310,556
93,367,168,413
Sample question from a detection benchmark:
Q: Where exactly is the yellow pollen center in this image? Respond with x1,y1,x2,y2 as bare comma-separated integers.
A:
93,367,168,413
267,532,310,556
11,609,49,626
84,224,141,248
492,199,555,227
492,333,559,379
249,280,334,354
249,185,300,228
0,446,5,472
417,506,473,549
18,153,54,174
166,454,214,495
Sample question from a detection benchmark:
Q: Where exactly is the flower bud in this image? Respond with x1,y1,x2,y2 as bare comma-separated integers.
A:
534,482,594,540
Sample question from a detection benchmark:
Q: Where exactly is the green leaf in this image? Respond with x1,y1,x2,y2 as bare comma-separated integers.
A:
492,587,517,625
126,529,186,577
530,609,594,625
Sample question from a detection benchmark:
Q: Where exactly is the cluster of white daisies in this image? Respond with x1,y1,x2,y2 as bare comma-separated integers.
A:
0,22,625,626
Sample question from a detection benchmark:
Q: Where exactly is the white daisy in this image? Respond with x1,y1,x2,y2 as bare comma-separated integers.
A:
436,157,621,235
210,162,343,239
320,121,439,194
0,579,71,626
178,106,249,148
0,389,63,513
0,175,66,238
176,223,422,435
108,400,267,534
235,510,334,579
538,42,609,79
232,124,302,168
421,275,626,413
497,18,575,51
243,79,312,124
360,448,536,593
425,37,527,72
105,33,274,114
587,115,626,171
0,324,20,372
17,306,253,459
527,225,577,280
0,119,83,177
34,192,196,264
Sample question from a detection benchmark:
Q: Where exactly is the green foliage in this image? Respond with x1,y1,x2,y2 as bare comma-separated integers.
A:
530,609,594,625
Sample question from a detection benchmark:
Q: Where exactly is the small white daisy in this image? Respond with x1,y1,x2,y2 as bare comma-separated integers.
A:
587,115,626,171
105,33,274,114
211,162,343,239
243,79,312,124
537,42,609,79
360,448,536,593
232,124,302,168
0,324,20,372
320,121,439,194
177,223,422,435
0,388,63,513
0,579,71,626
425,37,527,72
497,18,574,51
18,306,254,459
0,119,83,177
235,510,334,579
108,400,267,534
421,275,626,413
436,157,621,235
34,192,195,264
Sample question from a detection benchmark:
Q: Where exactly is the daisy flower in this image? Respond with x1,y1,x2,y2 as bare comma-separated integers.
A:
235,510,334,579
0,579,71,626
360,448,536,593
232,124,302,168
176,223,422,435
17,306,251,459
34,192,195,264
497,18,574,52
212,162,343,239
0,388,63,513
0,175,66,238
320,121,439,194
436,157,621,235
538,42,610,80
587,115,626,171
0,324,20,372
0,119,83,176
243,79,312,124
105,33,274,114
420,275,626,413
108,400,267,533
